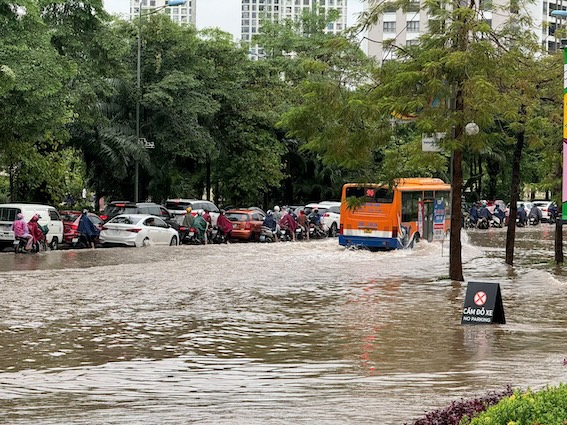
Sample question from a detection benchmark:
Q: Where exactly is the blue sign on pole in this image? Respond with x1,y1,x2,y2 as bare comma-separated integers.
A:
433,199,445,241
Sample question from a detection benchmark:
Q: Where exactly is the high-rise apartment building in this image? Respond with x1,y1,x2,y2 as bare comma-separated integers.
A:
365,0,565,64
241,0,348,43
129,0,196,25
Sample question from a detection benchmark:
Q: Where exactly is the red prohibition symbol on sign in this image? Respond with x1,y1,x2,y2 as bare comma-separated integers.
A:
474,291,487,306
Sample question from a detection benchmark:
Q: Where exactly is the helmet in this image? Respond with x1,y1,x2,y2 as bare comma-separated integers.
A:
267,210,273,215
82,209,89,214
314,208,319,213
274,206,280,212
186,207,192,213
32,214,39,221
16,213,23,220
220,209,226,214
482,201,486,207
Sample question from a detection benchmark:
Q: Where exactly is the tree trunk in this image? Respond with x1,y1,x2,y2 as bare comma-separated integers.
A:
505,130,524,266
450,148,464,281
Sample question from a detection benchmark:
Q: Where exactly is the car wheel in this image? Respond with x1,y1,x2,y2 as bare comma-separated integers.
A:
329,223,338,237
142,237,150,247
169,236,178,246
50,237,59,251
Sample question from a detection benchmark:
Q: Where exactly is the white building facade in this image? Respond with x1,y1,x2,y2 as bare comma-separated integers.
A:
241,0,349,43
366,0,565,64
129,0,196,25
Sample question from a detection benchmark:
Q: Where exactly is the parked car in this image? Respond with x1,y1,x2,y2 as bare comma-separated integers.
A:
532,200,557,222
60,210,104,246
99,201,131,222
100,202,179,231
321,204,341,237
99,214,179,247
0,203,64,250
165,198,220,226
225,209,266,241
294,203,329,217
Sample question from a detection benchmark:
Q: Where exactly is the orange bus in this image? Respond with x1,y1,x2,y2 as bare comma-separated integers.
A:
339,178,451,249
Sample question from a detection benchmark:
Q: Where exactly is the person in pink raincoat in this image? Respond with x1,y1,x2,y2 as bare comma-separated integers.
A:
12,213,33,251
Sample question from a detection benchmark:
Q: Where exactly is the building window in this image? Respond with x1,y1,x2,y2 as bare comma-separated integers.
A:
383,21,396,32
406,39,419,46
407,20,420,32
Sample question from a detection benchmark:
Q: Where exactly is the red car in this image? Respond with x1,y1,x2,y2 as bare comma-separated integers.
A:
225,209,266,241
60,210,104,245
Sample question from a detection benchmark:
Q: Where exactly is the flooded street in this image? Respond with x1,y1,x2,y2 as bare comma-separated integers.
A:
1,226,566,424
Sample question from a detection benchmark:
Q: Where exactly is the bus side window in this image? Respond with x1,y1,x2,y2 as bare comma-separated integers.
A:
402,192,420,222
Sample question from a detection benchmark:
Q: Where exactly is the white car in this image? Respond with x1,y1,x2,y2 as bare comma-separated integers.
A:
100,214,179,247
319,202,341,237
165,198,220,226
532,200,557,222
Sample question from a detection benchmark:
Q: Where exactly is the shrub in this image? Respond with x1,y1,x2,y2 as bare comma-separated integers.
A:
462,383,567,425
407,386,513,425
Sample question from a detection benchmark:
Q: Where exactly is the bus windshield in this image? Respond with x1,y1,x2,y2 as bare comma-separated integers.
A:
345,186,394,203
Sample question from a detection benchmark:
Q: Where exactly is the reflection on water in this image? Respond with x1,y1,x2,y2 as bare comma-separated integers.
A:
1,226,567,424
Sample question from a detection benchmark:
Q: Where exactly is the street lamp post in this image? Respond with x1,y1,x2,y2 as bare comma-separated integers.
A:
135,0,186,202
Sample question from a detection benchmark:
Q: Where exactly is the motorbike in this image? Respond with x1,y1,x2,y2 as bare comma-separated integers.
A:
259,226,277,242
476,216,489,230
295,226,306,241
180,226,204,244
208,226,228,244
490,215,503,228
278,228,292,242
528,215,540,226
309,223,328,239
13,237,40,254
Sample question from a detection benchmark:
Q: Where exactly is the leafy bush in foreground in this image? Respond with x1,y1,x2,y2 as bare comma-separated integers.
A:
462,384,567,425
407,386,513,425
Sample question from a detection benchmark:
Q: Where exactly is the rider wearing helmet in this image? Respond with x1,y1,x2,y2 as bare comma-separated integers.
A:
182,206,194,228
273,205,282,222
479,201,492,220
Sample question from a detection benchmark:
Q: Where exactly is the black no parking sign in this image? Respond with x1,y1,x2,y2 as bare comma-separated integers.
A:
461,281,506,325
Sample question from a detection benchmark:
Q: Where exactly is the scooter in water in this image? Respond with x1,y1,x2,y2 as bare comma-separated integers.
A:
476,217,489,230
13,237,39,254
259,226,277,242
309,223,328,239
490,215,503,228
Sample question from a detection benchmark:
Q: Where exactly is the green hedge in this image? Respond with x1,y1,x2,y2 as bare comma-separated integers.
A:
461,384,567,425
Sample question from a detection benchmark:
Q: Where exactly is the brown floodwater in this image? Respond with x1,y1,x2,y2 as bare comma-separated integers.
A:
0,225,566,424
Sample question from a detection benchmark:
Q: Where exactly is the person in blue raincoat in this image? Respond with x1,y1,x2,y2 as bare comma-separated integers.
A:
78,209,100,249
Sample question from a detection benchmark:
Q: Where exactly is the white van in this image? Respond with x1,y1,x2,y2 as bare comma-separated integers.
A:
0,203,64,250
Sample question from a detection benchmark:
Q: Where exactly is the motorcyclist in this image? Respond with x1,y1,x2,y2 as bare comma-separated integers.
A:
308,208,322,227
192,212,209,244
12,213,33,252
493,204,506,225
273,205,282,222
27,214,45,249
549,203,558,222
216,210,233,242
78,209,100,249
296,210,309,240
279,210,298,241
182,207,194,227
202,208,212,226
263,210,277,231
468,203,479,226
528,204,542,224
479,201,492,221
517,204,527,226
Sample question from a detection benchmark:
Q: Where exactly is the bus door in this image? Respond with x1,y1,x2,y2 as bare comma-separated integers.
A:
423,200,434,242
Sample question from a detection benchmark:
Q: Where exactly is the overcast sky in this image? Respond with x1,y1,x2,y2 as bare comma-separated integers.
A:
103,0,364,40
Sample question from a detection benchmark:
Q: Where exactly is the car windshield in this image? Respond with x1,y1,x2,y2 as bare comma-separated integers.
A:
226,213,248,222
165,201,192,210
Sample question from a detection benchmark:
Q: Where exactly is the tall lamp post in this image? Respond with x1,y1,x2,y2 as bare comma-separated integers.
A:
135,0,186,202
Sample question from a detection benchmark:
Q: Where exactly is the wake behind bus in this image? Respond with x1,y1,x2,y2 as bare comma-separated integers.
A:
339,178,451,250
